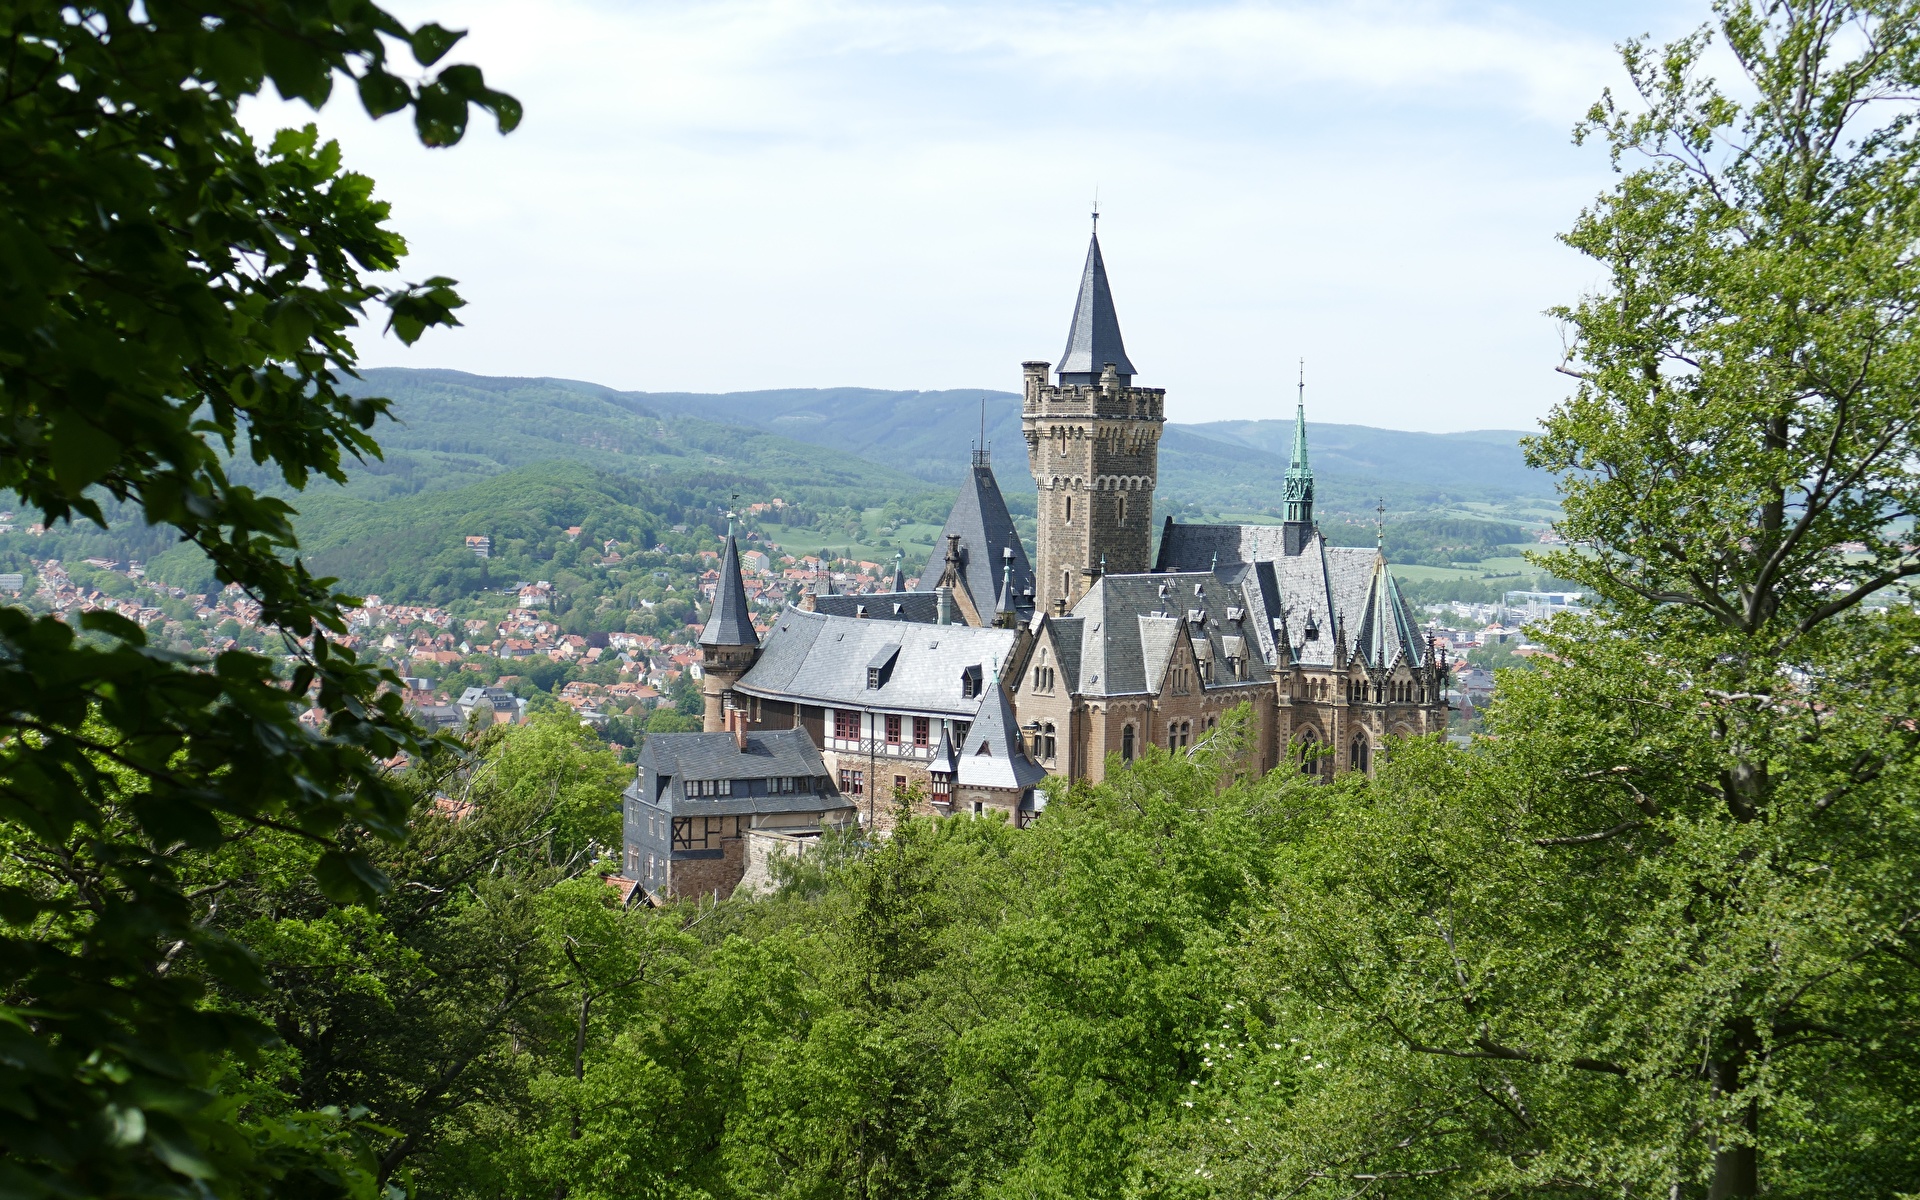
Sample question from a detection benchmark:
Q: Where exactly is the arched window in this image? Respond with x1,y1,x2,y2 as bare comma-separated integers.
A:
1299,728,1320,775
1168,720,1180,747
1065,494,1073,523
1043,722,1057,761
1121,724,1136,762
1350,734,1370,774
1062,568,1072,599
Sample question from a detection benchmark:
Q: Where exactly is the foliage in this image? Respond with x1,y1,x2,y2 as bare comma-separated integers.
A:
1147,5,1920,1197
0,2,515,1195
1321,516,1531,567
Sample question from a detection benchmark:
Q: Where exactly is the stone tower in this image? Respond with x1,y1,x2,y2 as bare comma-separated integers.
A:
698,515,758,732
1023,226,1165,614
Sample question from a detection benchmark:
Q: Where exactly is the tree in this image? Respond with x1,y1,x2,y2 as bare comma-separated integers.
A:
1532,4,1920,1193
1178,5,1920,1196
0,3,517,1195
200,714,627,1191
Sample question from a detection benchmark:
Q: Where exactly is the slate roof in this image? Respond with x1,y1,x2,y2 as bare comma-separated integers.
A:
812,591,942,624
629,728,855,817
915,455,1034,607
736,606,1016,718
1058,571,1275,698
1058,230,1136,384
1154,524,1426,671
958,679,1048,792
700,529,758,648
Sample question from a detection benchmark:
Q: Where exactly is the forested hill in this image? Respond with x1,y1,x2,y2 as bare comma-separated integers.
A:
351,368,1557,515
329,369,935,507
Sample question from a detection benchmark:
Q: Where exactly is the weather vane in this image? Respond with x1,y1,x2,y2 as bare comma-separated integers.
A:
1374,496,1386,548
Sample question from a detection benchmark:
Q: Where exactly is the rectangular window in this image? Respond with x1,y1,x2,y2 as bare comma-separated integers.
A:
839,768,864,796
834,709,859,740
885,714,902,744
894,774,907,797
913,716,930,746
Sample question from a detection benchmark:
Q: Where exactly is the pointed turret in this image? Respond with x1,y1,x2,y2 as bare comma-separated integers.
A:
889,550,906,593
1057,229,1135,386
918,447,1033,612
995,560,1018,627
958,671,1048,794
700,520,758,649
928,720,959,807
698,515,761,732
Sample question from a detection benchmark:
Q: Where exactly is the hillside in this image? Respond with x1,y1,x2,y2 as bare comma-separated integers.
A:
355,369,1558,517
1,369,1569,605
325,370,940,507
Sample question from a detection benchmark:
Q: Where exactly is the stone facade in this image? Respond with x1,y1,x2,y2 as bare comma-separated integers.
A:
1023,359,1165,615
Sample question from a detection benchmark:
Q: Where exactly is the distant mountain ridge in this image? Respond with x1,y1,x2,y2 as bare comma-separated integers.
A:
353,369,1557,515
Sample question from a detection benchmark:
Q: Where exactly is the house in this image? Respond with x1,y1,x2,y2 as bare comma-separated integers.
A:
411,704,465,733
623,723,855,902
456,685,525,726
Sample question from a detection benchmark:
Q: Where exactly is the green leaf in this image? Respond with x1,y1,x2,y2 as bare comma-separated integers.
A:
47,413,121,491
78,609,146,646
357,69,413,120
314,849,391,904
410,23,466,67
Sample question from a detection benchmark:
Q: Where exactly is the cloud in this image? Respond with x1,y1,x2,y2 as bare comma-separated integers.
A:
240,0,1673,432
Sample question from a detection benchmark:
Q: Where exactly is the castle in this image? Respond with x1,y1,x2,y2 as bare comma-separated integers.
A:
628,225,1451,898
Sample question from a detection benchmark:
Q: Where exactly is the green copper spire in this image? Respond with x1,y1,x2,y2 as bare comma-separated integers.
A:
1283,362,1314,527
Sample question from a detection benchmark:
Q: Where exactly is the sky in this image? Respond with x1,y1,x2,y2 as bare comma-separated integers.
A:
243,0,1707,433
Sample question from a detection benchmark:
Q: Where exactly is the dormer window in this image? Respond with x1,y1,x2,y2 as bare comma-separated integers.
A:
960,664,983,699
867,644,900,690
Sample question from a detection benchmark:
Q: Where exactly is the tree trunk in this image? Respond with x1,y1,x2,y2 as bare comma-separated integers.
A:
1707,1021,1759,1199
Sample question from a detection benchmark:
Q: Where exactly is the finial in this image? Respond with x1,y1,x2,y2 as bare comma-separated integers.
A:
1374,497,1386,548
1209,550,1218,573
1092,188,1099,234
1099,553,1107,575
1298,358,1304,401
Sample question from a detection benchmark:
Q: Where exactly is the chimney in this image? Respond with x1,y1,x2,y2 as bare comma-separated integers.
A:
730,707,747,751
937,585,951,626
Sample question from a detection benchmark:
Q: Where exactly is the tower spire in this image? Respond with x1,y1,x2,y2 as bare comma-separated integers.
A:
700,513,757,650
1281,361,1316,554
1057,221,1135,385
